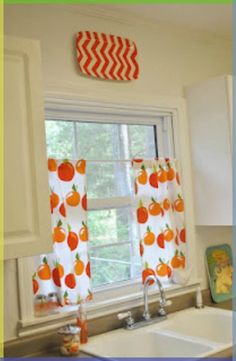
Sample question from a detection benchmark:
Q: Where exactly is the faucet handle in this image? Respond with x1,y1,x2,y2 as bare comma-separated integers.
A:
166,300,172,306
117,311,135,329
158,299,172,316
160,299,172,307
117,311,131,320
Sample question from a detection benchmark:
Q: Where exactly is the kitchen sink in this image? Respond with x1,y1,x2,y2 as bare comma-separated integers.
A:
160,306,232,344
81,328,214,358
81,307,232,358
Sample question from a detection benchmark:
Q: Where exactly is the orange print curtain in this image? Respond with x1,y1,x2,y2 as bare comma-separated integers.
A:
133,159,187,286
32,159,92,310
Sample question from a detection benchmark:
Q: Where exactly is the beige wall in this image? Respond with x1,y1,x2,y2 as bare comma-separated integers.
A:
4,4,232,341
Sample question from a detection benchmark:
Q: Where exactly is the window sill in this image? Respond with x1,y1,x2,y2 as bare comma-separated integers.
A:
18,279,200,337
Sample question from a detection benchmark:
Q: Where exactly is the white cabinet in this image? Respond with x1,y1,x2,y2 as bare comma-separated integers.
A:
4,36,53,259
186,75,232,226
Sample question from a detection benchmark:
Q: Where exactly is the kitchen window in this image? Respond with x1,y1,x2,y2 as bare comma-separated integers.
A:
45,118,172,290
17,97,197,335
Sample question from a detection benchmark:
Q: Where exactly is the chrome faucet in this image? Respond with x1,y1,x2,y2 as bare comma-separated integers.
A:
118,275,171,330
143,275,167,320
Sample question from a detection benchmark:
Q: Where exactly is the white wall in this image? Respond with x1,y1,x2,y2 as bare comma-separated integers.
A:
4,4,232,341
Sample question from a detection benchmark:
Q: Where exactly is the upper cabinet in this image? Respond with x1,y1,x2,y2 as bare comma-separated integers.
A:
186,75,232,226
4,36,53,259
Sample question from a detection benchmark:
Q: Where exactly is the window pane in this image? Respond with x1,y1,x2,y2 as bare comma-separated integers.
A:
76,123,114,160
45,120,75,159
87,163,132,199
45,120,158,200
128,125,157,159
88,207,136,247
45,121,158,161
90,244,132,288
75,122,157,160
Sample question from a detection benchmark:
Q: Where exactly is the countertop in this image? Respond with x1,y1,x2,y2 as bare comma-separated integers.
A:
4,289,233,358
28,299,233,358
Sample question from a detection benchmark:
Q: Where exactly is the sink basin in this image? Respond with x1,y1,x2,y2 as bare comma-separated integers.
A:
82,329,213,358
161,306,232,344
82,306,232,358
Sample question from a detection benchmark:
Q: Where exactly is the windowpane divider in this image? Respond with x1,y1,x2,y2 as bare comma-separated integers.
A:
90,241,131,250
88,196,133,211
91,257,131,265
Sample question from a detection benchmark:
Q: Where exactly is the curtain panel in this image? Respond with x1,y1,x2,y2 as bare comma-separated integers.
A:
32,159,92,309
132,158,187,286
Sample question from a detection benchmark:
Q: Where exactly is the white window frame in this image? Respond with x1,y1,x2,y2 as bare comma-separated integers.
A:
45,102,173,290
17,94,199,337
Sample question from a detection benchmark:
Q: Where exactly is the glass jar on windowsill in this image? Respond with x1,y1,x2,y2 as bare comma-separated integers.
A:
58,325,81,356
34,295,49,317
34,293,60,317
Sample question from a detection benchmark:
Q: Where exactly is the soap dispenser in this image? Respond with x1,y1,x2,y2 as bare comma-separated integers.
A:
77,300,88,344
195,286,204,309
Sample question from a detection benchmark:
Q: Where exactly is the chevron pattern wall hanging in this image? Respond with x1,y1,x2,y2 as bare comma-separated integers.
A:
76,31,139,81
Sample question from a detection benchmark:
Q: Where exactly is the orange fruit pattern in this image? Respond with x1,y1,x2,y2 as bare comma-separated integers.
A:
52,220,66,243
66,184,81,207
32,273,39,294
167,162,175,181
37,257,51,280
58,160,75,181
148,198,163,216
133,158,187,284
76,159,86,174
163,224,174,242
157,166,167,183
59,202,66,217
86,262,91,278
82,193,87,211
48,158,57,172
143,226,155,246
174,194,184,212
52,261,64,287
179,228,186,243
79,222,88,241
138,164,148,185
50,191,60,213
149,165,158,188
65,273,76,289
157,233,165,249
163,198,170,211
156,259,172,278
32,158,92,307
74,253,85,275
139,241,144,256
142,262,156,285
137,200,149,224
171,250,185,269
67,225,79,250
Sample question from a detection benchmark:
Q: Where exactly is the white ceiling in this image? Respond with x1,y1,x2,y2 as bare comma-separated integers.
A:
106,4,232,39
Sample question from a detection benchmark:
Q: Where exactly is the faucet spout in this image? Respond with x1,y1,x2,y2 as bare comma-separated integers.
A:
143,274,167,320
143,275,154,320
155,276,166,307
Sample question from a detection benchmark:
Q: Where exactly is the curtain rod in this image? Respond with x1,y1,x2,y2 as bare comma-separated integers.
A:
52,158,177,163
85,158,178,163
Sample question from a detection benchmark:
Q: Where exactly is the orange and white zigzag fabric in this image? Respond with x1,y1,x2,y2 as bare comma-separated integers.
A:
76,31,139,81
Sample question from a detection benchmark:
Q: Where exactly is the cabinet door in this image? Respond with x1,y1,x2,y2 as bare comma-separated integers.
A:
4,36,53,259
186,75,232,226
